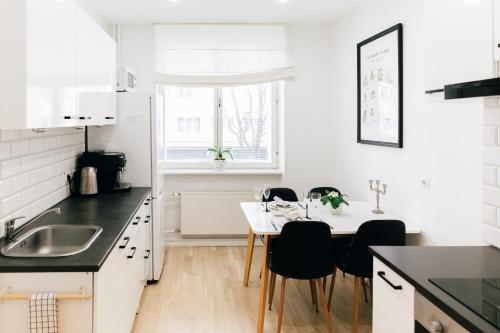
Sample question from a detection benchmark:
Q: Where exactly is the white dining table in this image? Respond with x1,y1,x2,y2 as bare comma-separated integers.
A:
240,201,421,333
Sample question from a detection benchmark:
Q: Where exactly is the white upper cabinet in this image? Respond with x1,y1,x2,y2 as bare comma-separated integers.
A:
27,0,78,128
494,0,500,61
77,8,116,126
0,0,116,129
424,0,495,92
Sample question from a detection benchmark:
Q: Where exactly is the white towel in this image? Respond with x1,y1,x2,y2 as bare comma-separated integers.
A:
29,293,58,333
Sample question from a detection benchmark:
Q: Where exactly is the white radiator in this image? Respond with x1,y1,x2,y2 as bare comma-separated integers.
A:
180,192,253,237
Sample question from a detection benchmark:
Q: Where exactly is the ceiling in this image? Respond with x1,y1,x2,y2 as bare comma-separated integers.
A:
78,0,362,24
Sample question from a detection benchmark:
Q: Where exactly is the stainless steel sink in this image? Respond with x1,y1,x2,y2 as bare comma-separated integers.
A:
1,225,102,257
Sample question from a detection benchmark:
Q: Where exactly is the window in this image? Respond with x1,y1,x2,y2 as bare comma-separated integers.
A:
158,81,283,169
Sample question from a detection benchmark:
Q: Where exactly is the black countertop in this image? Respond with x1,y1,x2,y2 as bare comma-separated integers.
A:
370,246,500,333
0,187,150,273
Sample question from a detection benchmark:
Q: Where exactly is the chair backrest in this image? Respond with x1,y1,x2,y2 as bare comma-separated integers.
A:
270,221,334,280
310,187,341,197
263,187,298,202
347,220,406,278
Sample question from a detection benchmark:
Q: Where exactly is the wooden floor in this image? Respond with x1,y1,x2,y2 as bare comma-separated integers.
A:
132,246,372,333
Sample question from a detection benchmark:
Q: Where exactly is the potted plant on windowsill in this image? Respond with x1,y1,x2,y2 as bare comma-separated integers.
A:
208,145,233,170
321,191,349,215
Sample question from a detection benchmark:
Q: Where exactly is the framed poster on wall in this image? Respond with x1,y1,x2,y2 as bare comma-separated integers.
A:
357,23,403,148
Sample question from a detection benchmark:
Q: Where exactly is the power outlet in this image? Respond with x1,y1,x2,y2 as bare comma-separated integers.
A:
421,178,431,190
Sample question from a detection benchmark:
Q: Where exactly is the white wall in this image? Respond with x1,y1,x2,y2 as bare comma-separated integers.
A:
0,128,84,237
329,0,483,245
118,24,335,233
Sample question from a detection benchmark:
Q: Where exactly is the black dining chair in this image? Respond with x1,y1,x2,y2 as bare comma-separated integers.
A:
310,187,341,197
267,221,334,333
327,220,406,333
263,187,299,202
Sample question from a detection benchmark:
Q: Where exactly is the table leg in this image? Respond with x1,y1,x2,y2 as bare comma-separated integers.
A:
257,235,270,333
243,228,256,287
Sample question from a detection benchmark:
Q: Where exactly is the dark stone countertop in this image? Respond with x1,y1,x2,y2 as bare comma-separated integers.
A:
370,246,500,333
0,187,150,273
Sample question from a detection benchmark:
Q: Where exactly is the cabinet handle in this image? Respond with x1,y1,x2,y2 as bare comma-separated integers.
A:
144,202,150,206
425,89,444,94
144,218,150,224
105,116,115,120
78,116,92,120
144,250,151,259
127,247,137,259
133,216,141,225
119,236,130,249
377,271,402,290
64,116,76,120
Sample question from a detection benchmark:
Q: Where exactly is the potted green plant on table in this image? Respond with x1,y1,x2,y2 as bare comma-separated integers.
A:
321,191,349,215
208,145,233,170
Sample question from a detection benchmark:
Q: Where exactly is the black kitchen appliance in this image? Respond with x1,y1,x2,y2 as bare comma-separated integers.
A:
70,151,131,194
429,278,500,330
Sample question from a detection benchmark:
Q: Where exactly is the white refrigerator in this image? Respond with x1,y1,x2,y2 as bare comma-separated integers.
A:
89,92,165,282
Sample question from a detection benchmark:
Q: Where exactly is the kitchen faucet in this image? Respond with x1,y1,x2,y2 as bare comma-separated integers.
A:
4,207,61,242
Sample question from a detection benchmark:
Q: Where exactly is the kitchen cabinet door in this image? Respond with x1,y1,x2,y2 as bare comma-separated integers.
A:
372,258,415,333
495,0,500,61
424,0,495,92
27,0,78,128
77,7,116,126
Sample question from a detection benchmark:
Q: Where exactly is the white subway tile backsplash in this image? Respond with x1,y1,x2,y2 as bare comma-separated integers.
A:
484,126,497,145
29,138,45,153
0,143,11,161
484,166,497,186
0,130,21,142
0,159,21,179
22,184,42,206
11,173,30,192
483,205,497,225
0,179,11,199
11,140,30,157
0,130,83,238
44,136,57,150
2,193,22,216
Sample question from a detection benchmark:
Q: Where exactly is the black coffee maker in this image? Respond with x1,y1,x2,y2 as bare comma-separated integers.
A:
71,151,131,194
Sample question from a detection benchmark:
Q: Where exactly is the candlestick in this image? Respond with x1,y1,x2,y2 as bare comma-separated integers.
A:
369,179,387,214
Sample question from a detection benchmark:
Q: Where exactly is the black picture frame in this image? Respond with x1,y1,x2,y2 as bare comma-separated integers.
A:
357,23,403,148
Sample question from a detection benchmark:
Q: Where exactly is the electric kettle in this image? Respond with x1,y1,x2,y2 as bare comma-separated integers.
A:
79,167,98,196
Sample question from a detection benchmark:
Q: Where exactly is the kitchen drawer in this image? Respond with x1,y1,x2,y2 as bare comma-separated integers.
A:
415,292,468,333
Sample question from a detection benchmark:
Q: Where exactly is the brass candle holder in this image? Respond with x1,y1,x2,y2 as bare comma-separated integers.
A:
369,180,387,214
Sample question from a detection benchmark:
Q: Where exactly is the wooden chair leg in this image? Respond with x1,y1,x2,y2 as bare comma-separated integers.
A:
323,276,327,291
343,272,346,278
354,277,360,333
277,277,287,333
327,267,337,311
311,279,319,313
308,280,316,305
268,272,276,310
361,278,369,303
315,279,334,333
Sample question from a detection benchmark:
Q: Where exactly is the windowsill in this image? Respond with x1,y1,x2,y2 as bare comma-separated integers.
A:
160,168,285,175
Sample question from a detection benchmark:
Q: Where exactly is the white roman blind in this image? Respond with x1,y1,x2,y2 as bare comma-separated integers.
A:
155,24,294,86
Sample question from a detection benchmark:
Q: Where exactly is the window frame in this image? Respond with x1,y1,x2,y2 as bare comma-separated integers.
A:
158,81,284,171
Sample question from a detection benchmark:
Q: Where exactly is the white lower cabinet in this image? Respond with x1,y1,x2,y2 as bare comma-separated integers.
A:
373,258,415,333
0,273,93,333
94,197,149,333
0,195,151,333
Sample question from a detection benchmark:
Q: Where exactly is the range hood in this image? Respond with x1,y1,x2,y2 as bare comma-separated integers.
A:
445,77,500,100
